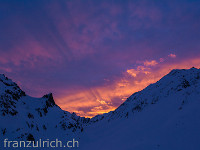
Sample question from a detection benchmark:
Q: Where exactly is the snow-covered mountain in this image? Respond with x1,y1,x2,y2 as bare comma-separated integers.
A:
79,68,200,150
0,74,89,149
1,68,200,150
91,67,200,122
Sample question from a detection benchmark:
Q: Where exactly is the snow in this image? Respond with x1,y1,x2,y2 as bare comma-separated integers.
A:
79,90,200,150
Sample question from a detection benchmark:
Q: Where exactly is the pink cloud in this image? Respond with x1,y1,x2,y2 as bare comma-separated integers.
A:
159,58,165,62
0,66,12,73
168,53,176,58
128,1,162,29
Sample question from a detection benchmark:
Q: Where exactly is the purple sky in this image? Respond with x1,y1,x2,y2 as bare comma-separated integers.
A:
0,0,200,117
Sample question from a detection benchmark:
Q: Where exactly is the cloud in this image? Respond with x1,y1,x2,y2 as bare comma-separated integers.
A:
143,60,158,66
168,53,177,58
0,0,200,117
159,58,165,62
0,66,12,73
127,69,138,77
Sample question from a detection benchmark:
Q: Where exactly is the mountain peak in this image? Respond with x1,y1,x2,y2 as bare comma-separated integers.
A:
0,74,17,87
161,67,200,88
168,67,199,76
42,93,56,107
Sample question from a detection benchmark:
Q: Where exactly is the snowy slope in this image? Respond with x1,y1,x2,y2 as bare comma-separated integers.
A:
90,68,200,122
1,68,200,150
78,68,200,150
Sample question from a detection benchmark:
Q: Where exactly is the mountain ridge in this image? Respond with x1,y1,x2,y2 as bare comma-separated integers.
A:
78,67,200,150
1,67,198,119
90,67,200,122
1,67,200,150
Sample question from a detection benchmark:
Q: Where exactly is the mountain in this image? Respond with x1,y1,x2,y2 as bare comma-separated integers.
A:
1,68,200,150
79,68,200,150
90,67,200,122
0,74,89,149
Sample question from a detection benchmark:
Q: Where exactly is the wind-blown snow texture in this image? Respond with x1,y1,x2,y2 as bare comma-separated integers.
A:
1,68,200,150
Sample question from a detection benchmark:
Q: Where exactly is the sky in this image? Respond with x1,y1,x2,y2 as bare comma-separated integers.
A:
0,0,200,117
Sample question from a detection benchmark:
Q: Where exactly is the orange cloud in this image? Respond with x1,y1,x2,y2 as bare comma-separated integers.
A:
56,54,200,118
127,69,137,77
143,60,158,66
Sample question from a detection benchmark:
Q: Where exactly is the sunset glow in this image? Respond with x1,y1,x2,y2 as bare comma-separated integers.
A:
57,56,200,117
0,0,200,117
